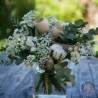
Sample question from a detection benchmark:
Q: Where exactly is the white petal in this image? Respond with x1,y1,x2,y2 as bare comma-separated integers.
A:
56,50,61,60
53,50,56,58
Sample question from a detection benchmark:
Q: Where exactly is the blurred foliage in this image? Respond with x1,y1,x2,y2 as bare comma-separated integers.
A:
0,0,35,40
10,0,35,19
0,40,5,48
35,0,83,22
93,0,98,5
0,0,11,39
0,0,84,40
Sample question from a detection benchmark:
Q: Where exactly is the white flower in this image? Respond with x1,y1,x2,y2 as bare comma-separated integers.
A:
71,51,80,64
20,36,26,49
20,21,26,25
13,29,20,38
30,47,36,52
19,25,29,36
27,55,35,61
26,36,35,47
68,47,73,51
6,44,20,56
32,37,37,42
36,34,51,66
50,44,67,60
33,62,45,73
48,16,61,26
24,55,36,67
22,10,37,28
80,42,95,56
14,28,19,33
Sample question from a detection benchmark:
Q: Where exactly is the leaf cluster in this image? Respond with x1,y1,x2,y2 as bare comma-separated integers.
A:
54,62,75,87
57,19,98,45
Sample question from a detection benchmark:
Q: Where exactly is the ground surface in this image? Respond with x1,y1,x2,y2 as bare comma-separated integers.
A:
0,54,98,98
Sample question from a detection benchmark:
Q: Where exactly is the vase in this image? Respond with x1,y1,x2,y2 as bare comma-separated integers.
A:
33,95,66,98
34,18,50,33
33,72,67,98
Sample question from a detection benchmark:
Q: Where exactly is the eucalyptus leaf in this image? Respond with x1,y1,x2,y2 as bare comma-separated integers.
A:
89,29,95,34
10,17,20,27
15,57,24,65
59,62,68,67
74,19,88,28
54,64,74,81
66,34,75,40
95,27,98,35
64,67,71,74
35,74,44,92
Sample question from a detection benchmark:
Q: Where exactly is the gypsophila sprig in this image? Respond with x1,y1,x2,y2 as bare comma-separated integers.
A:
48,16,62,27
1,10,98,94
21,10,38,28
36,33,51,67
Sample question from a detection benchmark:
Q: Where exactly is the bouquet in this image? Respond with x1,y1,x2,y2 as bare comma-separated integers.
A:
0,10,98,94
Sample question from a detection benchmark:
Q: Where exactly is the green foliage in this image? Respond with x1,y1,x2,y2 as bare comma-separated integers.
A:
35,74,44,92
57,19,88,44
0,0,12,39
59,62,68,67
93,0,98,5
0,0,35,39
54,63,75,86
10,18,20,27
74,19,88,28
9,0,35,19
57,19,98,45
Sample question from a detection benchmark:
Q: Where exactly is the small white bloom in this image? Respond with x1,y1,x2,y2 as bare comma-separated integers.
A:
33,62,45,73
50,44,67,60
79,42,95,56
27,55,35,61
20,36,26,49
30,47,36,52
14,28,19,34
13,29,20,38
33,37,37,42
71,51,80,64
68,47,73,51
26,36,34,47
20,21,26,25
22,11,37,28
6,44,20,56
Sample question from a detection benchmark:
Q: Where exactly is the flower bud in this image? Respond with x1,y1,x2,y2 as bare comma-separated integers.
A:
51,26,63,39
35,18,50,33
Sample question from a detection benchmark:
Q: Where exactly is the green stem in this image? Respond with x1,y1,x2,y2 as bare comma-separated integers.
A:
44,73,49,94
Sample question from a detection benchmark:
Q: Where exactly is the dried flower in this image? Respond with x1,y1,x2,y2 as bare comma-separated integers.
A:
50,44,67,60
